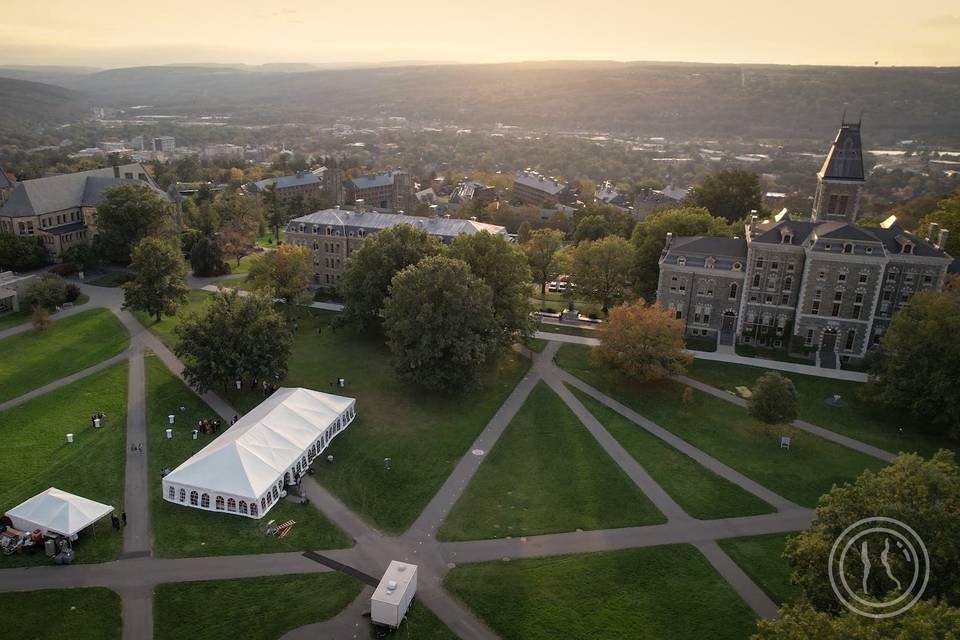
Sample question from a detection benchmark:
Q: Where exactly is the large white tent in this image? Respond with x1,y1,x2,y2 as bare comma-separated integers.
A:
7,487,114,537
162,387,355,519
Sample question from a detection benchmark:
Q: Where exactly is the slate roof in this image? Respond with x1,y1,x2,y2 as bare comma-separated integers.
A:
247,172,323,193
0,167,13,190
751,217,948,258
288,209,506,240
750,219,819,246
0,164,163,218
818,123,865,181
347,171,403,191
513,171,568,195
661,235,747,270
868,225,949,258
45,221,87,236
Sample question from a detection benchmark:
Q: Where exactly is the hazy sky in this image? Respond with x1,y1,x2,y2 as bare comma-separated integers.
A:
1,0,959,68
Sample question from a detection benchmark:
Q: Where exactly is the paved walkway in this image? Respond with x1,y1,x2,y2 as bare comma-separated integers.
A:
6,281,904,638
0,349,131,412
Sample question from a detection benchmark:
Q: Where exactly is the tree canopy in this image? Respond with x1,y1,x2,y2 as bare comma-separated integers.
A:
174,291,293,393
122,236,189,322
246,244,311,312
915,190,960,256
569,236,636,313
865,291,960,440
448,231,532,347
631,207,733,299
339,224,440,330
785,450,960,613
593,299,692,382
95,183,174,262
753,600,960,640
524,228,565,299
383,255,498,392
0,233,47,271
747,371,800,425
690,168,764,223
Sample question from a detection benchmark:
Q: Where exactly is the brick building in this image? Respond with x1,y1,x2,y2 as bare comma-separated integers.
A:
657,122,952,368
345,171,415,211
511,171,578,206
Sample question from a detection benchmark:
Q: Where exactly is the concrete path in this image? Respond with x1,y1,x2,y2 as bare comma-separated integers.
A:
199,284,346,312
677,376,895,463
0,302,100,340
122,350,151,558
533,330,599,345
695,541,780,619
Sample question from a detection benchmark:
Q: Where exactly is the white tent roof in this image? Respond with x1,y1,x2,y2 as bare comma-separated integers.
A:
163,387,354,500
7,487,113,537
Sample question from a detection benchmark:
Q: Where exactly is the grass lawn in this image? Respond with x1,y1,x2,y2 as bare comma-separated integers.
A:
557,344,886,508
438,382,665,541
570,387,775,519
2,588,121,640
153,573,360,640
374,601,459,640
87,271,133,288
684,335,717,352
718,532,800,605
0,309,129,403
522,337,548,353
535,323,596,338
144,354,349,557
0,362,128,566
132,289,212,351
445,544,758,640
0,306,31,330
257,229,285,248
219,309,531,533
226,252,259,275
686,359,954,458
211,276,248,290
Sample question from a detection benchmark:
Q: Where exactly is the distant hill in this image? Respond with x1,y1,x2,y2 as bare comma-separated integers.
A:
2,61,959,144
0,77,90,130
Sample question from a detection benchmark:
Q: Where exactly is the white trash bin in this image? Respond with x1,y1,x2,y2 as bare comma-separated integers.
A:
66,433,74,443
165,428,173,439
168,414,175,425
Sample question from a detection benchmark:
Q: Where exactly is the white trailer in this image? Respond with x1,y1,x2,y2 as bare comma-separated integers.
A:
371,561,418,628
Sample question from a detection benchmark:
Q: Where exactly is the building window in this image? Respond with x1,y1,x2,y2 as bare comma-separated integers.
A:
239,501,248,515
215,496,225,511
838,195,849,216
168,486,175,500
812,300,820,315
786,262,795,272
201,493,210,509
845,329,856,351
729,283,738,299
190,491,199,506
675,310,682,320
782,276,792,291
755,257,764,269
179,488,186,503
827,194,839,214
250,503,258,517
832,303,841,316
752,274,761,288
859,273,868,284
838,273,847,283
733,262,742,271
887,272,897,282
805,329,815,346
227,498,236,512
843,243,853,254
818,270,826,281
676,256,686,266
780,294,789,305
261,497,267,511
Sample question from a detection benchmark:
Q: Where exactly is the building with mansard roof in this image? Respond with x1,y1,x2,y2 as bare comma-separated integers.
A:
657,121,952,369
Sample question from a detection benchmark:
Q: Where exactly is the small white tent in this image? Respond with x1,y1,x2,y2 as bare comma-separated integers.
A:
7,488,114,537
162,387,356,519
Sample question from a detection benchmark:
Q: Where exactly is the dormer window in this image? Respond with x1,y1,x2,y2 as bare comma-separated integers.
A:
902,244,913,254
676,256,686,266
824,244,832,251
326,226,333,235
705,256,715,269
866,247,873,254
781,234,793,244
843,243,853,254
733,262,742,271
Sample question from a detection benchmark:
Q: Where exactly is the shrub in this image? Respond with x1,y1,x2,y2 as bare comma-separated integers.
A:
26,273,68,309
64,283,81,302
49,262,79,276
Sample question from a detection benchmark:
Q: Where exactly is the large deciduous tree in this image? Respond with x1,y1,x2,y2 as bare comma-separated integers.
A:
753,600,960,640
95,183,174,262
246,244,311,313
339,224,440,330
214,193,261,267
915,190,960,256
785,450,960,613
865,291,960,440
25,273,68,309
175,291,292,393
122,236,189,322
631,207,733,299
0,233,47,271
524,228,565,303
569,236,636,313
383,256,498,392
747,371,799,426
690,168,763,223
448,231,532,346
189,233,227,277
262,184,285,244
593,300,692,382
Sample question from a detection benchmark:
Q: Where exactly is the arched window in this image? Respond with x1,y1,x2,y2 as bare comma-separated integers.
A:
843,243,853,254
179,488,186,503
215,496,225,511
250,503,258,517
733,262,742,271
301,455,308,469
676,256,686,266
272,487,279,500
260,497,267,511
190,491,199,506
266,492,273,506
728,283,738,299
238,500,247,514
227,498,236,512
783,276,792,291
201,493,210,509
168,486,175,500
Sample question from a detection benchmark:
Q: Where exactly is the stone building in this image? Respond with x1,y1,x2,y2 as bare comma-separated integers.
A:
285,207,506,288
345,171,415,211
657,122,952,368
511,171,578,206
0,163,169,259
243,167,343,206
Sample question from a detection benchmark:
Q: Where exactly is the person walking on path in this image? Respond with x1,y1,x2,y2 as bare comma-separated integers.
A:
111,514,120,531
121,512,127,527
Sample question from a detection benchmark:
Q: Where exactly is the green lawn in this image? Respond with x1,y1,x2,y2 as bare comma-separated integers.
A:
686,359,954,458
535,323,597,338
220,309,531,533
86,271,133,288
133,289,212,350
153,573,360,640
438,382,665,541
0,362,128,566
718,533,800,605
211,276,248,290
144,354,349,557
1,588,121,640
257,229,285,248
523,337,548,353
570,387,775,519
445,544,758,640
226,252,259,275
0,306,31,330
0,309,129,403
557,344,886,508
373,601,459,640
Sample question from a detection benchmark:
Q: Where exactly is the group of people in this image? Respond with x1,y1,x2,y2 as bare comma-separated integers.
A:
110,511,127,531
197,418,221,435
89,411,106,428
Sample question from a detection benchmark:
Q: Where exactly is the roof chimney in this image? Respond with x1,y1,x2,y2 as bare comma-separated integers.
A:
927,222,940,243
665,232,674,248
750,211,758,234
937,228,950,251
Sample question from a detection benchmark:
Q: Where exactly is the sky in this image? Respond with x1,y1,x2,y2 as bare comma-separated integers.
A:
1,0,959,68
